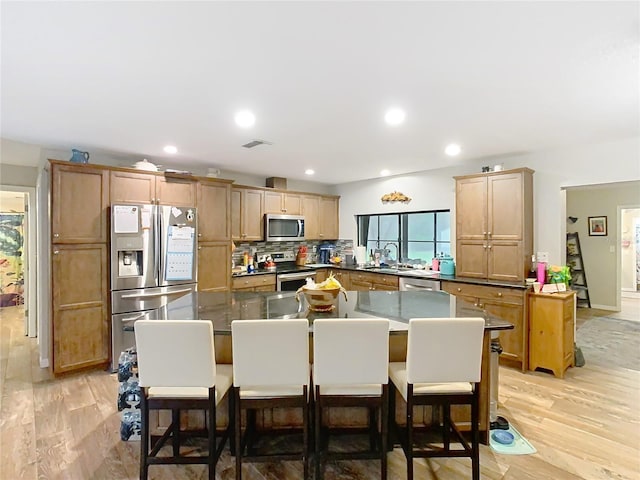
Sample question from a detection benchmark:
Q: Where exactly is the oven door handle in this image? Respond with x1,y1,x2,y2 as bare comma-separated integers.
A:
403,283,437,291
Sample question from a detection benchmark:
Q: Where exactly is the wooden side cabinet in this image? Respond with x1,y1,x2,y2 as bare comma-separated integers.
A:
528,291,576,378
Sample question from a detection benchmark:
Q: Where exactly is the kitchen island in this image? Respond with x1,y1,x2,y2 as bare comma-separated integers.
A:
150,290,511,444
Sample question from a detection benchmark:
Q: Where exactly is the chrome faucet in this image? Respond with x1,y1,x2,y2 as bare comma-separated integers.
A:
382,242,399,269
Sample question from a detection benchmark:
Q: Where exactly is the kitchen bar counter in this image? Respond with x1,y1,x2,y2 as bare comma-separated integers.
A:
164,290,514,333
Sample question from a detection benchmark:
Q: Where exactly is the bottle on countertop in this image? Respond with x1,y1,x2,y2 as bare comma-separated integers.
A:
527,255,537,279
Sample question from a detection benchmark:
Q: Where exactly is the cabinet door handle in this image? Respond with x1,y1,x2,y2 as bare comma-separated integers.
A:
53,233,60,238
497,292,503,297
53,250,59,255
474,302,478,307
483,231,487,236
198,233,202,237
457,287,461,292
487,231,491,236
488,245,492,249
478,303,484,308
198,246,202,250
483,245,487,249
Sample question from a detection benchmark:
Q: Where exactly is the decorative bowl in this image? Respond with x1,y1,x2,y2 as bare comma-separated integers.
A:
297,287,346,312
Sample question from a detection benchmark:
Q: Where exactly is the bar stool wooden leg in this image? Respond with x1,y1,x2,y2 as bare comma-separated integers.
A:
406,384,414,480
234,387,242,480
381,384,389,480
140,391,149,480
172,409,181,457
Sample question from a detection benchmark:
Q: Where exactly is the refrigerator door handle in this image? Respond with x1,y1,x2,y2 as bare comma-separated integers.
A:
121,312,147,322
157,207,163,284
120,288,193,299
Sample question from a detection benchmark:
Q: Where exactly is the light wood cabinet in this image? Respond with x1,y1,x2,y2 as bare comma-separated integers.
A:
454,168,533,282
231,187,264,241
302,194,340,240
263,190,302,215
232,274,276,292
330,269,350,290
51,163,109,243
442,281,527,371
528,291,575,378
350,271,398,291
50,161,110,374
316,269,351,289
197,180,231,242
197,242,231,292
51,244,109,373
110,170,197,206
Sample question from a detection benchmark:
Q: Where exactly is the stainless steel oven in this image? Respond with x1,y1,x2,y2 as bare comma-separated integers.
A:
277,270,317,291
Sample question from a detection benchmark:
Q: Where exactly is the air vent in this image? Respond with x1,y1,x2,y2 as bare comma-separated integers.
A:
242,139,273,149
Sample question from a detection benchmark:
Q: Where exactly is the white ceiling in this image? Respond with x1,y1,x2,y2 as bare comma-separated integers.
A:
1,1,638,185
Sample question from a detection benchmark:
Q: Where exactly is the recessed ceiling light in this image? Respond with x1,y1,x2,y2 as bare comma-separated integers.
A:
235,110,256,128
445,144,462,156
384,108,406,126
380,169,390,176
305,169,315,175
163,145,178,154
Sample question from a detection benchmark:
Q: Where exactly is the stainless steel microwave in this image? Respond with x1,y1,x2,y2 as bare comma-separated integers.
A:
265,214,305,242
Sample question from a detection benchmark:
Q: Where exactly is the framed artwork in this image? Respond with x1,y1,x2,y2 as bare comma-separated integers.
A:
588,216,607,236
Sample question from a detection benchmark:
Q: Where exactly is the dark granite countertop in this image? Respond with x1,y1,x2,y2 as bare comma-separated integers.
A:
163,290,514,334
232,263,528,289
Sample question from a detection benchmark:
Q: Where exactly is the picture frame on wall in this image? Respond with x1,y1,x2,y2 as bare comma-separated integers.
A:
588,216,607,236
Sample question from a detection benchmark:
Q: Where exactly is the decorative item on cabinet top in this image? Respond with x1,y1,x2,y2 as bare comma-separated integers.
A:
70,149,90,164
381,191,411,204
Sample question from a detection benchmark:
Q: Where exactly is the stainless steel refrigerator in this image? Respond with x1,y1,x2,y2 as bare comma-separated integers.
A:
110,204,197,370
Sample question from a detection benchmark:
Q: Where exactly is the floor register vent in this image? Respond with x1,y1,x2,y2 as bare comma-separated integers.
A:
242,139,273,148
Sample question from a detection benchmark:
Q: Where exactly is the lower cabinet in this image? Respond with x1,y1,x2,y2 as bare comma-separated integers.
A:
197,242,231,292
232,274,276,292
350,272,398,291
441,281,527,371
52,244,109,373
528,291,576,378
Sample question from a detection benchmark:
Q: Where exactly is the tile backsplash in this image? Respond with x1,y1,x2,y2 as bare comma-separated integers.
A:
232,239,354,266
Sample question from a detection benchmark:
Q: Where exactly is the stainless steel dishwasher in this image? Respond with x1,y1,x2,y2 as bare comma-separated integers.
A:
399,276,441,291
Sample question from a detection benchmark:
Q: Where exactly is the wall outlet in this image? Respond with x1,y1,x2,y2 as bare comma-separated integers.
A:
536,251,549,263
609,245,615,253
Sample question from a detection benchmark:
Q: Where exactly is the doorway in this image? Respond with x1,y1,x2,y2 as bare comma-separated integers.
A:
620,207,640,296
0,188,36,337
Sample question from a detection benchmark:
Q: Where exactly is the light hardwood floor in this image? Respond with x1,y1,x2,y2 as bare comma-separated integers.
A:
1,305,638,480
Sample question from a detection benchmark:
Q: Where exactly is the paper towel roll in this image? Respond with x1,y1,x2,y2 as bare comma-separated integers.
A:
356,246,367,266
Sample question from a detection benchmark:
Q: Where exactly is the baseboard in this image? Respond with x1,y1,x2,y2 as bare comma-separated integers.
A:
621,290,640,299
590,304,618,311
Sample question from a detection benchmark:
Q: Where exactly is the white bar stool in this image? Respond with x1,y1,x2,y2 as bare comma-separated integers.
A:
231,318,311,480
388,317,484,480
312,318,390,480
135,319,233,480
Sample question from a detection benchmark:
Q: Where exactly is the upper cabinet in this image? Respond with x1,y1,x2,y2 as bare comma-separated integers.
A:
302,194,340,240
455,168,533,282
197,180,232,242
110,170,197,207
231,186,264,241
51,162,109,244
263,190,302,215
